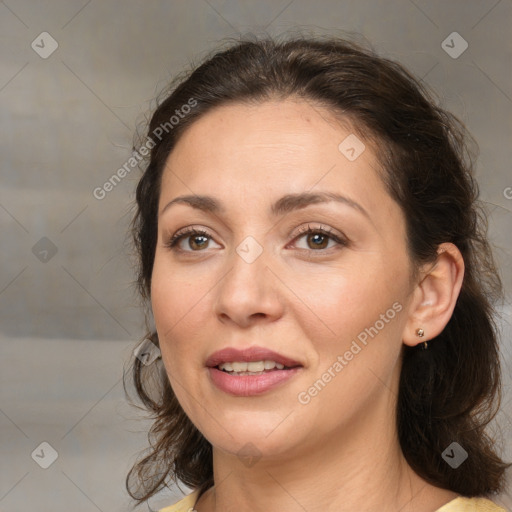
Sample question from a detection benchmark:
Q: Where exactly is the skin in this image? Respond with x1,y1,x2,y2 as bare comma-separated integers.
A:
151,98,464,512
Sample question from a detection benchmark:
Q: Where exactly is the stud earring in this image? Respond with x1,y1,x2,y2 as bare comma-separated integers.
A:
416,328,428,349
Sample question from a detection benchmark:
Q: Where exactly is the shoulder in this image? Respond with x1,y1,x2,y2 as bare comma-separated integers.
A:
158,489,201,512
436,497,508,511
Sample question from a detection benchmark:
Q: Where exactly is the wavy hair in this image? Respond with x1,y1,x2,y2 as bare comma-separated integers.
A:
124,35,510,505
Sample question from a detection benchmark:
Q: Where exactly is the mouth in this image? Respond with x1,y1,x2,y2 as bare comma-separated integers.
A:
215,359,300,376
205,346,303,395
205,345,302,372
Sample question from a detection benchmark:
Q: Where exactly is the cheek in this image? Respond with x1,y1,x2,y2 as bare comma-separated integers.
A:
151,252,210,325
285,258,407,344
150,256,211,364
150,262,212,418
293,274,366,344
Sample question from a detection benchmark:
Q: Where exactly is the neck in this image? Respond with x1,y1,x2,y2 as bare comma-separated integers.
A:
195,387,459,512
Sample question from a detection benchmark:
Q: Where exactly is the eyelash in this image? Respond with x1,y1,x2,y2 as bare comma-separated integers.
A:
292,224,348,251
166,228,211,250
165,224,348,253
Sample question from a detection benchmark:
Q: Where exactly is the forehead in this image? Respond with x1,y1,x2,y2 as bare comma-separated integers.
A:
168,99,364,167
159,99,392,218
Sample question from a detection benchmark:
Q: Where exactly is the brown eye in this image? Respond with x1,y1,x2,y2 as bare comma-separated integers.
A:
188,234,210,250
293,226,347,251
306,232,329,250
166,228,221,252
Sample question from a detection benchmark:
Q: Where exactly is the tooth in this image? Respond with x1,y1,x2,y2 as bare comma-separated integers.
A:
217,360,289,373
231,361,248,372
247,361,265,372
234,371,266,376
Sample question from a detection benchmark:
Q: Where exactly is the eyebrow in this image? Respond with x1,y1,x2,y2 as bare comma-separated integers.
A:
160,191,370,220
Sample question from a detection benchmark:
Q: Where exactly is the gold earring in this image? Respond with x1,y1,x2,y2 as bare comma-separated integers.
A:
416,328,428,349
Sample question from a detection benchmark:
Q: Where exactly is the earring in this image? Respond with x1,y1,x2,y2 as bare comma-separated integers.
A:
416,328,428,349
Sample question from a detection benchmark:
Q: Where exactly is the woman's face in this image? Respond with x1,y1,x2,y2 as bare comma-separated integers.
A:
151,99,415,461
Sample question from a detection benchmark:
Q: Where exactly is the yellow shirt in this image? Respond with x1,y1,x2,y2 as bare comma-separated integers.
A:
158,489,200,512
158,491,508,511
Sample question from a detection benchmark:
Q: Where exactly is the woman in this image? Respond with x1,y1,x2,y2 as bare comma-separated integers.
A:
125,36,510,511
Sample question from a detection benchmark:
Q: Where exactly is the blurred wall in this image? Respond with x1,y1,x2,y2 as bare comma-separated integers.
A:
1,0,511,340
1,1,511,511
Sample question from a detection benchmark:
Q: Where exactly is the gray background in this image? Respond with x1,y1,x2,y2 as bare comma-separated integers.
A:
1,1,511,510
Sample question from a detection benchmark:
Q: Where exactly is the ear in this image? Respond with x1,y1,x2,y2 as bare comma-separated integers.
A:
403,243,465,347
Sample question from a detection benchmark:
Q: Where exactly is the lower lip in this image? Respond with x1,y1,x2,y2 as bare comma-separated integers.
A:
208,367,302,396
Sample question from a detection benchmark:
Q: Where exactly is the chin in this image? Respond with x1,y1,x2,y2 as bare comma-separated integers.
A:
204,413,297,454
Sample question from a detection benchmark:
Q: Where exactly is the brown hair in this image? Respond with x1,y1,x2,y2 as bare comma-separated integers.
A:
124,35,510,505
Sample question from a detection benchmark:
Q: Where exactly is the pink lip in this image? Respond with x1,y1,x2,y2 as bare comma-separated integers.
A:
208,366,302,396
205,346,302,368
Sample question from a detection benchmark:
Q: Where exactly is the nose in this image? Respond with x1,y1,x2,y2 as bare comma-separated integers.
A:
213,244,284,328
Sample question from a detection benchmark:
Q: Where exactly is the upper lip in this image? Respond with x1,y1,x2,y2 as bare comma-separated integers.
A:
205,346,302,368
